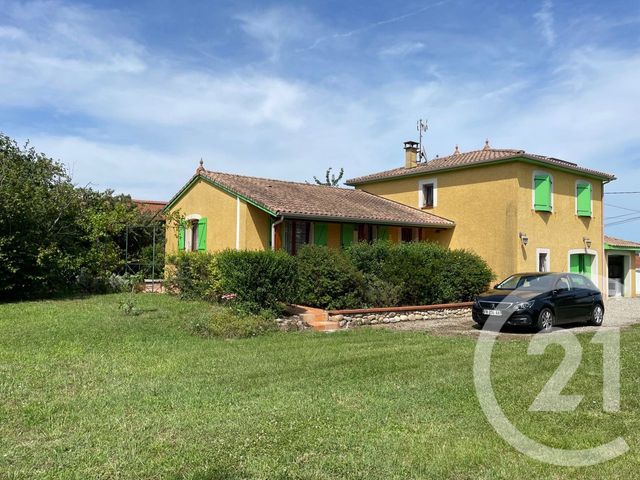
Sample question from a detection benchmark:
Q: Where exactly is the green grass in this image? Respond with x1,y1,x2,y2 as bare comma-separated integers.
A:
1,294,639,479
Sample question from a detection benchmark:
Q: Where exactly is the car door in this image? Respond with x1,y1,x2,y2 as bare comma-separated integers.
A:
552,275,576,324
569,274,595,321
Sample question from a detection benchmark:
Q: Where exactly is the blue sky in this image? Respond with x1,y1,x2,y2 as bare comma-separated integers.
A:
1,0,639,239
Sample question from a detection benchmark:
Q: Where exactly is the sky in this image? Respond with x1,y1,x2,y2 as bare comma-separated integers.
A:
1,0,639,239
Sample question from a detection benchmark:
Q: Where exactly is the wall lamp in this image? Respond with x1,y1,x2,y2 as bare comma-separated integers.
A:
519,232,529,246
583,236,592,249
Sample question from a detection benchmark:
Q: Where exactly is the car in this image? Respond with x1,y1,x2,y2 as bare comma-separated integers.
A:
472,272,605,332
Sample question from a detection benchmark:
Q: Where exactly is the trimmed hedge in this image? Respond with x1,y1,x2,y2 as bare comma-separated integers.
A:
295,245,366,310
165,252,220,302
167,241,494,312
216,249,298,314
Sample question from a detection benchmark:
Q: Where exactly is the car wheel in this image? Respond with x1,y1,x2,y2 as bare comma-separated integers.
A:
536,308,554,332
589,304,604,326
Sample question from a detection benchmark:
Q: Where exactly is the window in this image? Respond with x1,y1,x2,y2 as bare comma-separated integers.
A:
178,217,207,252
418,178,437,208
422,183,434,207
401,227,414,243
533,172,552,212
537,249,550,272
570,253,593,275
283,220,310,255
576,181,592,217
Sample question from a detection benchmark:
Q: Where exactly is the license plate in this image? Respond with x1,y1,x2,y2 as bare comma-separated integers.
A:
483,309,502,316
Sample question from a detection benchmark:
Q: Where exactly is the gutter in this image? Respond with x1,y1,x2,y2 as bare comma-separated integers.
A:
278,213,454,229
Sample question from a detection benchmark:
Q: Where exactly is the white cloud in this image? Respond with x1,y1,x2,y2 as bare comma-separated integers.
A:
379,41,426,58
534,0,556,47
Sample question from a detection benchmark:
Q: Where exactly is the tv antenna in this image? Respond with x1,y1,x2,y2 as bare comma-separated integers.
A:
417,118,428,162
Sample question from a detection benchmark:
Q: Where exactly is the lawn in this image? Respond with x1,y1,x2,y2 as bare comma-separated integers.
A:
1,294,639,479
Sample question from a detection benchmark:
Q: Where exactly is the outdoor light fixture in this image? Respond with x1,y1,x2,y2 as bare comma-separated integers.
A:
519,232,529,246
583,236,592,249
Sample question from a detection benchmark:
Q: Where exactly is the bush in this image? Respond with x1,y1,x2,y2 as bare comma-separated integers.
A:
190,307,277,339
295,245,365,310
347,240,494,306
215,249,298,314
165,252,221,301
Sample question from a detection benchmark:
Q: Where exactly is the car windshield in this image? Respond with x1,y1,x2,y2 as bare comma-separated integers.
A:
495,274,556,291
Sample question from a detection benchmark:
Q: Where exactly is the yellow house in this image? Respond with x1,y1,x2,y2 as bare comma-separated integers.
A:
164,140,635,298
164,161,455,256
346,140,625,294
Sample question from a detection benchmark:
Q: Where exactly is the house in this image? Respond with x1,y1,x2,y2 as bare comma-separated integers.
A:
346,140,617,293
163,161,454,255
604,235,640,297
164,140,630,296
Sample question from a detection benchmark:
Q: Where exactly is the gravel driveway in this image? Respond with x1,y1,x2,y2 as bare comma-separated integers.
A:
377,298,640,337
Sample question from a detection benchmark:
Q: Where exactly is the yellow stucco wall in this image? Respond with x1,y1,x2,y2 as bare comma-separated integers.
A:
514,164,605,288
165,178,270,255
357,161,607,288
358,163,520,282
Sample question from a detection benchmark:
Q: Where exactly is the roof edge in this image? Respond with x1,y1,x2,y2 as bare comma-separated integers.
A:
346,155,615,186
281,212,455,228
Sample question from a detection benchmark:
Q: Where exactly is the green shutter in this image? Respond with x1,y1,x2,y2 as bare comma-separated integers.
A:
341,224,354,248
314,223,328,246
377,226,389,241
570,254,580,273
197,218,207,251
583,255,592,275
178,223,186,250
534,175,552,212
577,183,592,216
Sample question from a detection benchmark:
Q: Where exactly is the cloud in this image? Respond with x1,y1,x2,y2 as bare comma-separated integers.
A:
379,41,426,58
534,0,556,47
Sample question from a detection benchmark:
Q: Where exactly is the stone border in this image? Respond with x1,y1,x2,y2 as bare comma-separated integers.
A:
329,303,472,329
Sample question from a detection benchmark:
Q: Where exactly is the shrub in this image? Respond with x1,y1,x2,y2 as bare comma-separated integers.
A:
215,249,298,314
295,245,365,309
165,252,221,301
345,241,494,306
190,307,277,339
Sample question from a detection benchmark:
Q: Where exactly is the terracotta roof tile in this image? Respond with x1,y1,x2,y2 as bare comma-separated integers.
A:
201,171,454,227
346,148,615,184
133,199,167,216
604,235,640,249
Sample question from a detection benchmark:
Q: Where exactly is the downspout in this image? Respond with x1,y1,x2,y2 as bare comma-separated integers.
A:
271,215,284,251
236,196,241,251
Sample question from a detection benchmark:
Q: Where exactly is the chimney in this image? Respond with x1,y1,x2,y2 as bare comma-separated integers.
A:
404,141,419,168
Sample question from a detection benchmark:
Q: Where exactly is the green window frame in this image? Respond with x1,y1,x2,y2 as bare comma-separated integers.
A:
197,218,207,251
341,224,354,248
314,223,328,246
576,182,592,217
178,222,186,250
534,174,552,212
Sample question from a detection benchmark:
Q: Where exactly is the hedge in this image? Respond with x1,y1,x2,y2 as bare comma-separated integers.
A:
166,241,494,312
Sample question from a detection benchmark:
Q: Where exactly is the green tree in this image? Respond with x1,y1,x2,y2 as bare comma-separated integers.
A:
0,133,151,299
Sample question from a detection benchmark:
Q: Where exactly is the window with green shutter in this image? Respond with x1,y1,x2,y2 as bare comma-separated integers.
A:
197,218,207,251
576,183,592,217
377,225,389,241
341,224,354,248
178,223,186,250
534,174,552,212
314,223,328,246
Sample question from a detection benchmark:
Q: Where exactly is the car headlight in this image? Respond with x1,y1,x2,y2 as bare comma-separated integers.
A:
513,301,533,310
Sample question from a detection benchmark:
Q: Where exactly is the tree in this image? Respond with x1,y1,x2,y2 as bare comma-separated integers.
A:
0,133,150,299
313,167,344,187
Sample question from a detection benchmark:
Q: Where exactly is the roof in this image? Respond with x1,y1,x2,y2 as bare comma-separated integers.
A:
346,147,616,185
133,199,167,216
168,171,455,227
604,235,640,250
